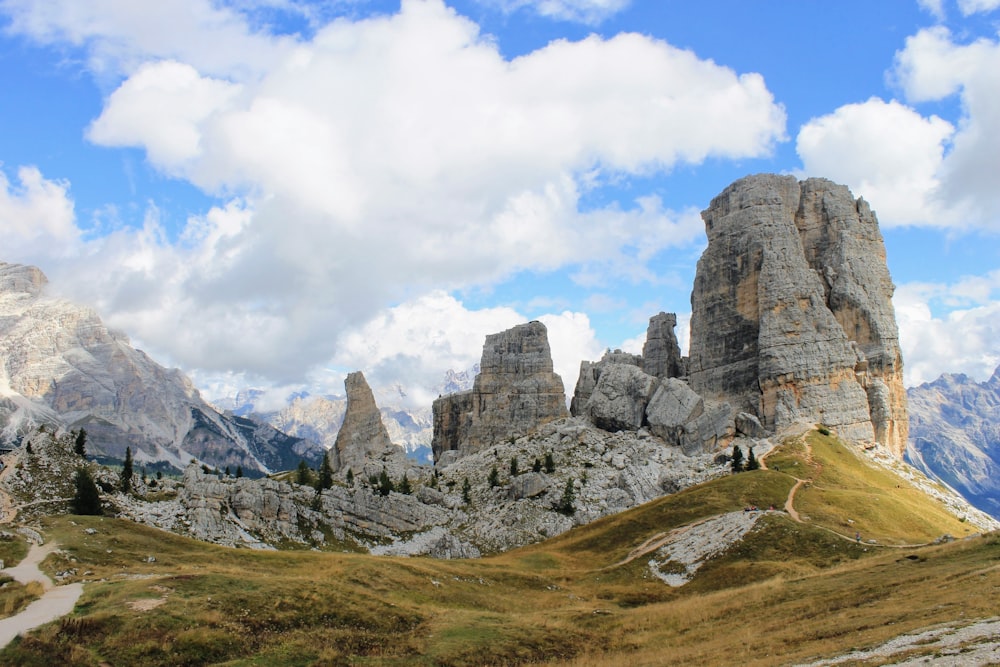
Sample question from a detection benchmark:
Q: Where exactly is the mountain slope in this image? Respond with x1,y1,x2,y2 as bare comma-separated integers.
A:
906,365,1000,519
3,427,996,666
0,261,322,475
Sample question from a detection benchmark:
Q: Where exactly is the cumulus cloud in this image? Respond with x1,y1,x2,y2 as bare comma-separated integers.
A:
0,166,78,260
3,0,785,401
895,272,1000,386
797,25,1000,232
894,27,1000,226
796,98,956,227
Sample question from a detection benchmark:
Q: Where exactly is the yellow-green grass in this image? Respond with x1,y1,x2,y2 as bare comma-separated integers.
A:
1,429,996,666
791,431,978,545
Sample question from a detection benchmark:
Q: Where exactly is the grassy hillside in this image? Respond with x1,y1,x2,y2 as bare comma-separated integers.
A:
2,429,996,666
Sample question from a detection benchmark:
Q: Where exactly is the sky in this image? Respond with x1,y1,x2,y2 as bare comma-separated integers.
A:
1,0,999,412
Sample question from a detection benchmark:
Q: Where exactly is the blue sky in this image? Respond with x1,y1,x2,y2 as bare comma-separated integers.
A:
1,0,999,410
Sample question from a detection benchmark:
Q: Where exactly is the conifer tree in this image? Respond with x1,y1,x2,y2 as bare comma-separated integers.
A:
72,468,102,515
731,444,745,473
461,477,472,504
346,469,354,486
224,466,231,477
532,458,542,473
236,465,243,478
558,478,576,515
544,452,555,473
746,446,760,471
398,474,412,495
509,456,519,477
378,468,394,496
120,447,134,493
488,466,500,488
315,450,334,491
296,459,312,486
74,428,87,457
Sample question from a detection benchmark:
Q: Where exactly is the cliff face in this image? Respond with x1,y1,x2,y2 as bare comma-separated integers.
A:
0,261,322,474
432,321,568,462
688,175,907,456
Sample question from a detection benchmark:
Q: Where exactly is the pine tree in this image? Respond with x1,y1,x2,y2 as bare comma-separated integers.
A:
296,460,312,486
731,444,745,473
461,477,472,504
558,478,576,515
315,450,334,491
224,466,231,477
120,447,134,493
488,466,500,488
346,469,354,486
544,452,555,474
746,446,760,471
74,428,87,457
509,456,519,477
378,469,394,496
532,458,542,473
236,466,243,478
72,468,102,515
398,474,412,495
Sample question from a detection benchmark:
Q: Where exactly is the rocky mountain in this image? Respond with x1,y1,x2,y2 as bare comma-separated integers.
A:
689,174,907,455
0,261,322,476
906,365,1000,519
432,321,569,462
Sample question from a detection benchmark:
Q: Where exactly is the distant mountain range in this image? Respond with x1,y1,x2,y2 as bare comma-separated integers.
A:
211,366,481,466
0,261,323,476
907,365,1000,519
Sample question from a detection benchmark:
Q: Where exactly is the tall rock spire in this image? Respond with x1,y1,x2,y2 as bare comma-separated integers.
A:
333,371,395,473
688,174,907,456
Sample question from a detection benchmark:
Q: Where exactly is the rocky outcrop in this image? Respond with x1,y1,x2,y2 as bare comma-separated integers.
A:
907,366,1000,519
570,350,642,416
585,363,657,432
333,371,397,474
0,262,322,474
642,312,685,379
432,321,568,461
687,175,907,455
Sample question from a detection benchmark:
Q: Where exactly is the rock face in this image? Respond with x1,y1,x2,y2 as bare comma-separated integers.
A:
688,175,907,456
642,312,685,379
906,366,1000,519
0,261,322,474
432,321,568,461
333,371,396,473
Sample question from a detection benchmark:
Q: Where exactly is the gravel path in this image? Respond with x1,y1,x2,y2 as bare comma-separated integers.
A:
0,541,84,649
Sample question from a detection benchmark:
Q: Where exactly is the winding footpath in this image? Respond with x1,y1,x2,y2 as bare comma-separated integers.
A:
0,542,84,649
0,451,84,650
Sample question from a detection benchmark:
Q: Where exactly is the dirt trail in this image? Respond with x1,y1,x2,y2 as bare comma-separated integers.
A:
0,541,84,649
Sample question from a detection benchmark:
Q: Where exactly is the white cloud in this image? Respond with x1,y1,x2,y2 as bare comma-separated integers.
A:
957,0,1000,15
329,292,601,408
796,98,956,227
895,272,1000,386
893,27,1000,227
0,166,78,260
797,25,1000,232
2,0,783,394
478,0,630,24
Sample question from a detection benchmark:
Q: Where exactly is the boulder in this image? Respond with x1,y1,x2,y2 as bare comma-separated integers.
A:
570,350,643,416
585,364,657,432
645,378,704,444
